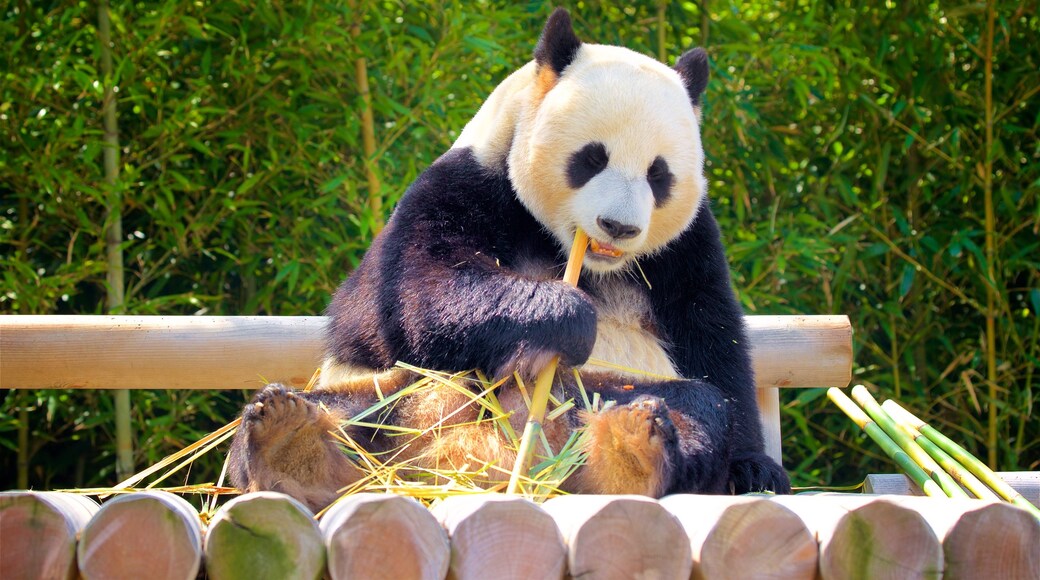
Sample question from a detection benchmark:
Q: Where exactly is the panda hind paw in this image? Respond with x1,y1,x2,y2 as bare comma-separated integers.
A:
579,395,679,496
728,452,791,495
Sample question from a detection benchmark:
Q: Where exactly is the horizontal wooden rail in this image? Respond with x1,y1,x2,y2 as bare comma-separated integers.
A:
0,315,851,391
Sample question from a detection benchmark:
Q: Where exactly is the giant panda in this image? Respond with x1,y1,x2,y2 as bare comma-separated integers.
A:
228,8,790,511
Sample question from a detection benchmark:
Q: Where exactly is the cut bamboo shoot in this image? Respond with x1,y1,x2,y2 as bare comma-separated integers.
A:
542,495,692,580
321,493,449,580
771,495,943,580
77,491,203,580
661,494,816,580
863,472,1040,507
0,492,99,580
205,492,324,580
431,495,565,580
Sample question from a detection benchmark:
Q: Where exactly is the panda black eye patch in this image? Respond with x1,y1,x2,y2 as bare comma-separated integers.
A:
647,156,675,207
566,142,609,189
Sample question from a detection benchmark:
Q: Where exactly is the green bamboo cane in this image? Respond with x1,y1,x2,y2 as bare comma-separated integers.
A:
826,388,946,498
851,386,969,498
880,400,998,501
883,400,1040,520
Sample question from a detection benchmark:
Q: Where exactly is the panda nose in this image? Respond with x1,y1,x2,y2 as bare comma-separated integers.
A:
597,217,641,240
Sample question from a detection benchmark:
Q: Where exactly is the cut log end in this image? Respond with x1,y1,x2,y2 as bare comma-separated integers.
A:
544,495,692,580
322,493,449,580
662,495,816,580
822,500,942,580
205,492,324,580
77,491,203,580
0,492,99,580
433,495,565,580
941,502,1040,580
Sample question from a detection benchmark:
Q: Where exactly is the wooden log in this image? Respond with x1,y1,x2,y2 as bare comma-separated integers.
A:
77,491,203,580
0,314,851,391
863,496,1040,580
431,495,565,580
321,493,449,580
541,495,691,580
0,492,100,580
660,494,816,580
205,491,324,580
771,495,943,580
864,472,1040,507
756,387,783,464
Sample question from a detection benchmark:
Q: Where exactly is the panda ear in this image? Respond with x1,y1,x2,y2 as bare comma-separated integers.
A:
674,48,710,107
534,8,582,77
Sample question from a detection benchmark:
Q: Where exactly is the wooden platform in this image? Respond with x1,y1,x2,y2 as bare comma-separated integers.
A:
1,491,1037,580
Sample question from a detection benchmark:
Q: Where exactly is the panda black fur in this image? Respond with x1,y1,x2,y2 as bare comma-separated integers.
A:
228,8,790,511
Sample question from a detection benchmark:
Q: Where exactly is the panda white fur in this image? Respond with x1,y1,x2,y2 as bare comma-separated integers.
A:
229,8,790,511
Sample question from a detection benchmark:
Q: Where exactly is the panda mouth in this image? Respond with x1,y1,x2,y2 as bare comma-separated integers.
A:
588,238,625,259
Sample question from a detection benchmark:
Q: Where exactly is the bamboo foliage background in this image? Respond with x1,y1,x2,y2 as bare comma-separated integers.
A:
0,1,1037,490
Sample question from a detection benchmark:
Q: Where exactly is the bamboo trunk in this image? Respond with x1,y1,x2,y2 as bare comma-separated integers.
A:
321,493,449,580
205,492,324,580
0,492,100,580
77,491,203,580
431,495,566,580
771,495,943,580
661,494,816,580
96,0,133,481
542,495,692,580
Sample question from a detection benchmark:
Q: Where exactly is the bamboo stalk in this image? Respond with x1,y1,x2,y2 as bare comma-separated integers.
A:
16,404,28,489
850,385,968,498
882,400,1040,520
507,229,589,494
349,1,382,234
880,400,998,501
97,0,133,481
826,388,945,497
982,0,998,471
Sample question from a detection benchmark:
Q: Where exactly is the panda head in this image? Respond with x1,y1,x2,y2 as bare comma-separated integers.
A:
507,9,710,273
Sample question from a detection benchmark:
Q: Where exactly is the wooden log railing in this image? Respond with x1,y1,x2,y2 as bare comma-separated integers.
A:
0,314,853,465
2,491,1038,580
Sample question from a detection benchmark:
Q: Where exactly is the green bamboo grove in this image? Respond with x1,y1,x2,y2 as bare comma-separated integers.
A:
1,1,1037,490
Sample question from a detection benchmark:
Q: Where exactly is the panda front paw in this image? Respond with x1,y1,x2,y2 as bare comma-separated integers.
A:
728,452,791,494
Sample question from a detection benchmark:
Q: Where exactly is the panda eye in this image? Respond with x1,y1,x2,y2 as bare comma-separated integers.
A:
566,142,609,189
647,156,675,207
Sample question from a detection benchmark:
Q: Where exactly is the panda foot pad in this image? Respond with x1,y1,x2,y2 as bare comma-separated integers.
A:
243,384,325,442
582,395,678,496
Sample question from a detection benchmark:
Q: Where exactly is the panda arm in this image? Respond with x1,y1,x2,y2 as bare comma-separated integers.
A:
644,206,766,456
377,149,597,376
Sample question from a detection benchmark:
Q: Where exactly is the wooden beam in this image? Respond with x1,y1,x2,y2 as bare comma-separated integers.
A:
0,315,851,391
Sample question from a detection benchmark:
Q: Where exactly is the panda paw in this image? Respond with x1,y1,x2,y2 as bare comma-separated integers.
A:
578,395,679,496
243,383,321,440
235,383,361,511
728,452,791,494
